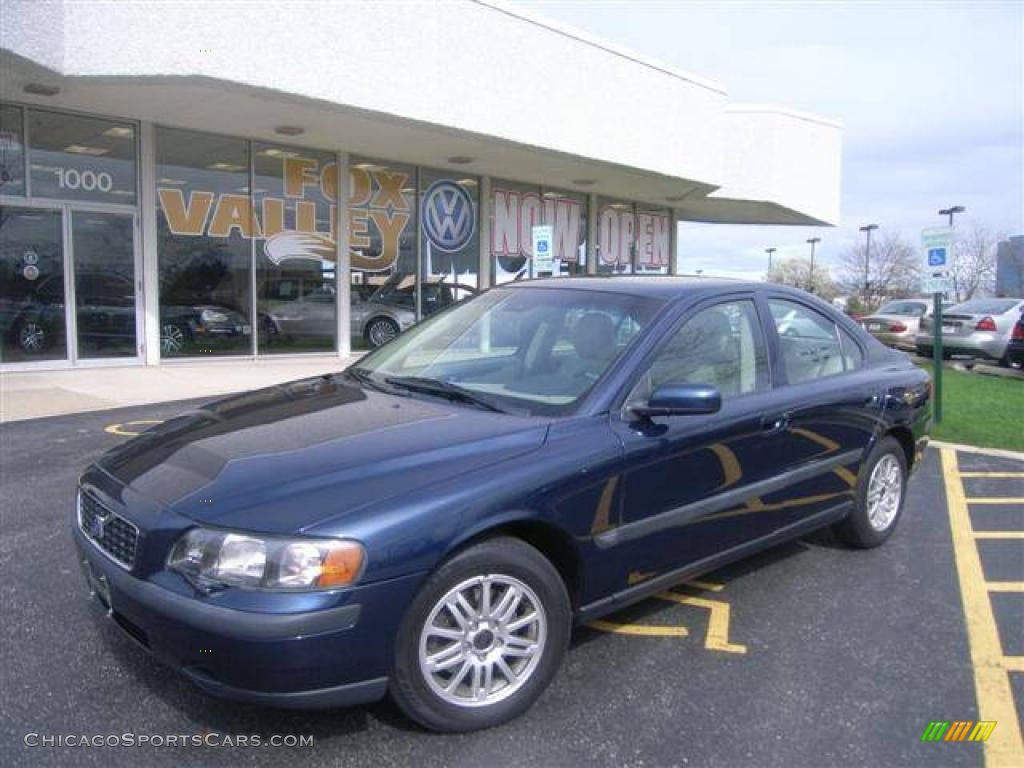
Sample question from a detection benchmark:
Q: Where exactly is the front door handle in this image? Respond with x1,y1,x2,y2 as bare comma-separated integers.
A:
760,412,791,436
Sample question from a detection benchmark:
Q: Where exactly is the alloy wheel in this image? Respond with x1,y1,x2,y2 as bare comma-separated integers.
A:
866,454,902,532
367,318,398,347
160,324,185,355
18,321,46,353
418,574,547,708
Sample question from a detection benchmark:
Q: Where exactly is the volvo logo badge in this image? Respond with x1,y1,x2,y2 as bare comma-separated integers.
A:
89,513,107,540
421,180,474,252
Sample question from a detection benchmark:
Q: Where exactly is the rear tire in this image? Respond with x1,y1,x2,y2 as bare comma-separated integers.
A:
833,436,908,548
390,537,571,732
365,317,400,348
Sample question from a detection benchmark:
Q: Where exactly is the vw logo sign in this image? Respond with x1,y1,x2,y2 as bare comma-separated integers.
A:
421,180,475,252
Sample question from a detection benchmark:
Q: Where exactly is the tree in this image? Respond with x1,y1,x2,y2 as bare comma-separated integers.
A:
835,231,919,310
950,224,1003,302
766,256,838,300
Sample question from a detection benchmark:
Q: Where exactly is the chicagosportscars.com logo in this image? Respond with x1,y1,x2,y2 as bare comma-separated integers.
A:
921,721,997,742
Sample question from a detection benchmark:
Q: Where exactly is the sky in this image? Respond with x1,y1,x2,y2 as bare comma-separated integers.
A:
515,0,1024,281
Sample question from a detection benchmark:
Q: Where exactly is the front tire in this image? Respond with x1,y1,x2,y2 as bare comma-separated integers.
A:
390,537,571,732
833,436,908,548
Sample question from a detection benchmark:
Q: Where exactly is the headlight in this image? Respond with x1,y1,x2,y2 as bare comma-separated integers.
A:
199,309,229,324
168,528,365,590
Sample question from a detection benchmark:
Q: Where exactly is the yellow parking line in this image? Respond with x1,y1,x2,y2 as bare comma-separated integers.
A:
967,498,1024,505
1003,657,1024,672
656,591,747,654
972,532,1024,540
587,619,689,638
959,472,1024,479
940,447,1024,767
985,583,1024,593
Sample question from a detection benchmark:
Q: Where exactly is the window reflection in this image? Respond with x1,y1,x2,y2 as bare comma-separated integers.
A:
0,207,66,362
0,105,26,197
491,181,586,284
349,158,418,349
156,127,252,357
73,211,137,358
253,143,337,354
28,110,136,204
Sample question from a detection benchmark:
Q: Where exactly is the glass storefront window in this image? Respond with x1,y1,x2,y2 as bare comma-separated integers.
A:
635,204,671,274
418,167,479,330
597,200,671,274
155,127,252,357
28,110,136,204
253,142,337,354
492,181,588,284
597,198,636,275
349,157,418,349
0,105,26,197
0,207,66,362
72,211,137,358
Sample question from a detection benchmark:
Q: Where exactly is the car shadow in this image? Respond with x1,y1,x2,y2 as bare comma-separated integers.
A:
570,537,814,650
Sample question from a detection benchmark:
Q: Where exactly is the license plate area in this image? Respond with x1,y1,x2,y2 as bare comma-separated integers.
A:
868,323,882,331
81,557,112,613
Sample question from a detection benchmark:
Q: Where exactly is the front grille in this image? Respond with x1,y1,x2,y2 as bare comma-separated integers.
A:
79,491,138,569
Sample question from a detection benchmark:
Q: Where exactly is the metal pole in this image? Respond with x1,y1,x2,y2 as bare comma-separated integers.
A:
932,206,963,424
859,224,877,309
806,237,820,292
765,247,776,275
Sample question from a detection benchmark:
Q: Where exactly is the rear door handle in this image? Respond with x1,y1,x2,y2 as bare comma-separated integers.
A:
760,412,791,435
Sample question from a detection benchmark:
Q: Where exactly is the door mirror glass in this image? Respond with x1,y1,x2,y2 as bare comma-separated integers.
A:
630,383,722,419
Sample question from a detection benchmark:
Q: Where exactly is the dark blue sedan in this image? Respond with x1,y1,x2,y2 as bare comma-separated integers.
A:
74,277,930,731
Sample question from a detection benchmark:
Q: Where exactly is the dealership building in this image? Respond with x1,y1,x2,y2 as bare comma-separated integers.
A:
0,0,841,371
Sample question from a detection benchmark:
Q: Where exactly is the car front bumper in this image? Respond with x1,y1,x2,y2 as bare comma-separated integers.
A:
73,525,422,709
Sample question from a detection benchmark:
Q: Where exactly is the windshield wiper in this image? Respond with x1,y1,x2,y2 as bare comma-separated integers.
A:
383,376,506,413
345,366,396,393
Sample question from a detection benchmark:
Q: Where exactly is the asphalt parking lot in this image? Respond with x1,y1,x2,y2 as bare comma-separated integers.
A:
1,402,1021,767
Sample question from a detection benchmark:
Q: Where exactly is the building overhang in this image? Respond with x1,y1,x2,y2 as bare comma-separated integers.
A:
1,0,841,225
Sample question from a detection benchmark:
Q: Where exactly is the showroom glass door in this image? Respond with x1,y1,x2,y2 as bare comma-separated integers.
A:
70,209,140,361
0,205,68,363
0,204,141,366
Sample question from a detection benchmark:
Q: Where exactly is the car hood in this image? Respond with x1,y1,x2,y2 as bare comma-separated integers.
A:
94,375,548,533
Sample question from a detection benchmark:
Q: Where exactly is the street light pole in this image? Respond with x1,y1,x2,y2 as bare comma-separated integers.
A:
806,237,821,292
765,247,776,275
859,224,878,309
938,205,965,228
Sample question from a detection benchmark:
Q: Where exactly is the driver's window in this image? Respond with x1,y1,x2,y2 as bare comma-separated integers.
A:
628,300,768,405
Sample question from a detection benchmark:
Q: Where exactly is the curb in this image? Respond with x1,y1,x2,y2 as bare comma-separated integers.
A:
930,439,1024,462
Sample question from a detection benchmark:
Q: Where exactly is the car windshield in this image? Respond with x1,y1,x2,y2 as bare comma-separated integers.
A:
877,301,927,316
353,286,664,416
949,299,1021,315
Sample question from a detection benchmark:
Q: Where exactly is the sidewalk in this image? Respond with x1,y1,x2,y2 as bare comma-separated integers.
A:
0,357,357,423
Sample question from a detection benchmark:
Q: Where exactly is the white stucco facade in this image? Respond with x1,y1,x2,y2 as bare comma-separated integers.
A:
0,0,842,371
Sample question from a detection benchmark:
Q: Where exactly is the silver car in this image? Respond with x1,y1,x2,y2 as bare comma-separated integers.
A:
915,297,1024,364
860,299,951,351
269,278,477,349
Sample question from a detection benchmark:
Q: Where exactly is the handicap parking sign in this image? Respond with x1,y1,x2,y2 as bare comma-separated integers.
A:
928,247,947,267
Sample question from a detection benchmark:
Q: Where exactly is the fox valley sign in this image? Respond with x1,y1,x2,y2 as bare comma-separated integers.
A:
158,157,415,273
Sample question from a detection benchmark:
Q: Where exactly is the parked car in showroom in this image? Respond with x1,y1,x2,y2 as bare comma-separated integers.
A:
350,274,478,347
859,298,951,351
915,297,1024,365
74,277,929,732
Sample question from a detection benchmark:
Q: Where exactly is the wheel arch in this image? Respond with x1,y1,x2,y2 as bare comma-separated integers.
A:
883,424,916,470
443,514,583,611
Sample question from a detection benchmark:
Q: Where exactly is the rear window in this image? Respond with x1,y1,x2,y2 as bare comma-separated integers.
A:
877,301,927,316
949,299,1020,315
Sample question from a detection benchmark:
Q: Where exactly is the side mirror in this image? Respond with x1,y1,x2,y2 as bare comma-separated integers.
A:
629,383,722,419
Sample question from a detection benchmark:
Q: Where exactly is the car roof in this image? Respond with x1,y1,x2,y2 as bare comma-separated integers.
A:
504,275,762,301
